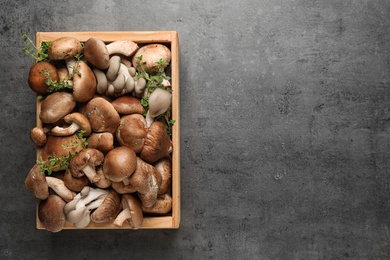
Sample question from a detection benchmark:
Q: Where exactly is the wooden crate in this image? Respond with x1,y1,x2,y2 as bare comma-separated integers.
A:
34,31,180,229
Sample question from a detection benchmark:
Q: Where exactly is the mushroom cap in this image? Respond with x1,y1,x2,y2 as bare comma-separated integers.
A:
84,97,121,133
132,44,171,74
154,157,172,195
63,170,90,192
111,96,145,115
111,181,137,194
121,194,143,229
103,146,137,182
28,61,59,94
40,134,85,172
83,37,110,69
141,194,172,214
140,121,173,164
69,148,104,178
24,164,49,200
129,157,162,195
39,92,76,124
38,195,66,233
90,190,121,223
86,132,114,153
72,61,97,103
48,37,83,60
30,127,47,147
116,114,148,154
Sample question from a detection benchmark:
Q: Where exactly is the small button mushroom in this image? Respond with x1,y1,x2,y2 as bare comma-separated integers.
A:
72,61,97,103
113,194,143,228
102,146,137,183
28,61,59,94
69,148,105,183
145,88,172,127
38,195,67,233
111,96,145,115
51,112,91,137
24,164,49,200
116,114,148,154
132,44,171,74
86,132,114,154
90,190,121,224
40,134,85,172
140,121,173,164
39,92,76,124
30,126,48,147
142,194,172,215
154,157,172,195
83,37,110,70
84,97,121,133
106,40,139,57
63,170,90,192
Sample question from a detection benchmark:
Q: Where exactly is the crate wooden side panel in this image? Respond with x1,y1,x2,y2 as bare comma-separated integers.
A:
35,31,180,230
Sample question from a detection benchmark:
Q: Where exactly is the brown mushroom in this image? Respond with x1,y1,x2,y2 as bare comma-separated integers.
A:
84,97,120,133
28,61,59,94
24,164,49,200
113,194,143,228
46,176,76,202
63,170,89,192
86,132,114,154
48,37,83,77
94,166,112,189
116,114,148,154
90,190,121,223
142,194,172,214
38,195,67,232
72,61,97,103
39,92,76,124
83,37,110,69
111,181,137,194
140,121,173,164
111,96,145,115
51,112,91,137
103,146,137,183
132,44,171,74
154,157,172,195
40,134,85,172
30,126,48,147
69,148,104,183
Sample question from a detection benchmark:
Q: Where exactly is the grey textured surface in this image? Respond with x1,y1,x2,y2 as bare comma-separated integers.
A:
1,0,390,259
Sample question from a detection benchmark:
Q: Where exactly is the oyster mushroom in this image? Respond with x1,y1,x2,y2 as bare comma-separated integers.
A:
69,148,105,183
51,112,91,137
145,88,172,127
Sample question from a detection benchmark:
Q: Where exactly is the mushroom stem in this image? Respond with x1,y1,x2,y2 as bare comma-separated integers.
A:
51,123,81,136
82,164,100,183
113,208,131,227
46,176,76,202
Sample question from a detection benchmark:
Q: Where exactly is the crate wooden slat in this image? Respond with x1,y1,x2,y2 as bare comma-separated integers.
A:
34,31,180,230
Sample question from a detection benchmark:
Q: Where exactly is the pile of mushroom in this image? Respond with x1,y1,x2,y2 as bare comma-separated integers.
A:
24,36,174,232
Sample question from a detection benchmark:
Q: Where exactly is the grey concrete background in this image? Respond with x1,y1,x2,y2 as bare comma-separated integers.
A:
1,0,390,259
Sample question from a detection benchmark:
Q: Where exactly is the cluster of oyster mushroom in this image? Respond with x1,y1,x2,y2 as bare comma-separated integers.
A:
24,36,174,232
